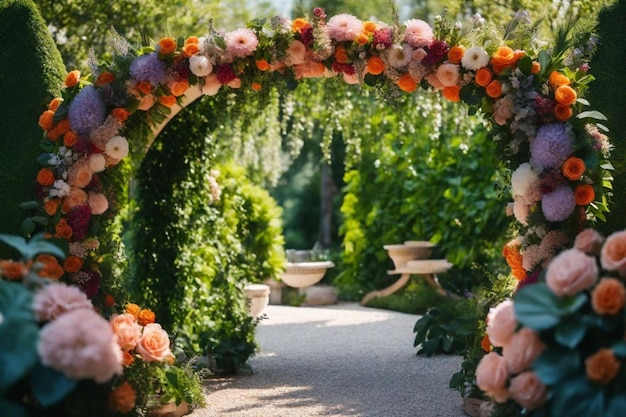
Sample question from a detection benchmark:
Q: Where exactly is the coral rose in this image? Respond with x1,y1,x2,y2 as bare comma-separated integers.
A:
67,160,93,188
36,254,64,279
591,277,626,315
38,308,123,383
574,184,595,206
508,371,547,411
112,108,129,122
256,59,270,71
397,73,417,93
286,40,306,66
474,67,492,87
65,70,81,88
585,348,621,385
545,248,598,297
366,56,385,75
158,37,177,55
38,110,55,130
486,80,502,98
136,323,174,363
574,228,604,255
137,308,156,326
66,187,88,209
491,46,515,69
63,130,78,147
95,71,115,86
167,79,189,97
447,45,465,64
476,352,509,402
54,218,73,240
37,168,55,186
555,85,577,106
503,328,546,374
63,255,83,273
88,192,109,215
442,85,460,102
601,230,626,278
553,103,573,121
549,71,570,87
110,313,142,351
562,157,586,181
107,381,137,414
0,260,28,280
160,95,177,107
486,299,517,348
435,63,460,87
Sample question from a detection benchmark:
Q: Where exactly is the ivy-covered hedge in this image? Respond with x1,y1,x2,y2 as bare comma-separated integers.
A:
0,0,65,252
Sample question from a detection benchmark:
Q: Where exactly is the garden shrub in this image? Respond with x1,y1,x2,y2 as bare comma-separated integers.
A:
0,0,65,254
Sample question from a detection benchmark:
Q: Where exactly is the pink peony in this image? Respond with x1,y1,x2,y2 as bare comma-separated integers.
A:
88,192,109,215
110,313,142,352
403,19,434,48
136,323,174,363
546,248,598,297
38,308,123,383
508,371,548,411
503,328,546,374
486,299,517,348
33,282,93,322
67,159,93,189
601,230,626,278
325,13,363,42
574,228,605,255
476,352,509,402
435,63,460,87
224,28,259,59
202,73,221,96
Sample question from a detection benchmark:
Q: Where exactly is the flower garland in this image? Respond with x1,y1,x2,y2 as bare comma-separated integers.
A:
29,9,611,303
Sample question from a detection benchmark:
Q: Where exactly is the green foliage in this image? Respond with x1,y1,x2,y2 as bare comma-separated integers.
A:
0,0,65,256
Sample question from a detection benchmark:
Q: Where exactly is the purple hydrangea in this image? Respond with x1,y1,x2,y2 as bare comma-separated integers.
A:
541,185,575,222
129,52,166,85
530,123,574,170
68,86,106,137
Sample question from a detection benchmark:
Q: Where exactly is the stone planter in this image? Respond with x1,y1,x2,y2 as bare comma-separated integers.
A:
244,283,271,317
281,261,334,288
383,242,433,269
463,397,493,417
147,400,190,417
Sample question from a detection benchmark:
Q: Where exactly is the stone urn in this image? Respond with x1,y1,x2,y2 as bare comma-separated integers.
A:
281,261,335,288
383,241,433,269
244,284,271,317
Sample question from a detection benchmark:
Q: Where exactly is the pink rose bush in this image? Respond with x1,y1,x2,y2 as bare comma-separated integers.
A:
477,229,626,416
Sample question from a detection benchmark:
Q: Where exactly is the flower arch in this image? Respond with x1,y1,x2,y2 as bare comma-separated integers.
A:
33,9,612,303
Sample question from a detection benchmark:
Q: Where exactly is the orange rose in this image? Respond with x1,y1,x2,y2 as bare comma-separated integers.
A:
397,73,417,93
292,18,310,33
182,42,200,57
38,110,55,130
67,186,88,208
562,157,586,181
64,70,81,88
43,198,60,216
35,254,64,279
591,277,626,315
0,260,28,280
554,85,577,106
486,80,502,98
36,168,55,186
55,119,70,135
107,381,137,414
136,323,174,363
251,82,262,92
122,351,135,367
363,21,377,33
48,97,62,111
256,59,271,71
54,218,73,240
531,61,541,74
447,45,465,64
167,79,189,97
491,46,516,68
125,303,141,317
63,130,78,147
159,95,177,107
104,293,116,308
474,67,492,87
137,308,156,326
585,348,621,385
481,335,492,352
110,313,142,351
158,37,177,55
112,108,129,122
63,255,84,273
46,126,63,141
67,160,93,188
574,184,595,206
502,242,525,281
366,56,385,75
553,103,573,121
355,33,369,45
95,70,115,86
334,45,349,64
185,36,199,45
442,85,460,102
549,71,570,87
136,81,153,95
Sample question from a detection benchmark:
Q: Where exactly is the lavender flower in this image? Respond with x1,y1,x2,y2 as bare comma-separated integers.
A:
129,52,166,85
530,123,574,170
541,185,576,222
68,86,106,137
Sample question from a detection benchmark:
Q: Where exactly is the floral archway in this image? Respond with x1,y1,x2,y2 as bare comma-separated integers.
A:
23,6,615,416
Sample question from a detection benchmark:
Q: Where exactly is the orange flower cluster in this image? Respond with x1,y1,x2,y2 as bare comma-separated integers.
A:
502,241,526,281
125,303,156,326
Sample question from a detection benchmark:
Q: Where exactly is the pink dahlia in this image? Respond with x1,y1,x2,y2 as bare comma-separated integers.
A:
33,282,93,322
224,28,259,59
403,19,434,48
325,13,363,42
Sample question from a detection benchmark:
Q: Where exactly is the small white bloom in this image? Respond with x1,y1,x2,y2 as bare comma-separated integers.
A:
386,44,413,68
50,180,71,198
105,136,129,160
189,55,213,77
461,46,489,70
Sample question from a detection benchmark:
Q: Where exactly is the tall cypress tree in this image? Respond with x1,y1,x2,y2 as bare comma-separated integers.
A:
0,0,65,251
588,0,626,233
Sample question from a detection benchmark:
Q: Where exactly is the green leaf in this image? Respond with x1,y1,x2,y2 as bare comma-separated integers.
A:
517,55,532,75
577,110,608,121
555,315,586,348
19,201,40,210
538,50,551,76
532,347,580,385
551,375,605,417
21,217,36,237
31,362,78,407
0,282,39,391
514,283,561,330
0,234,28,256
364,73,379,87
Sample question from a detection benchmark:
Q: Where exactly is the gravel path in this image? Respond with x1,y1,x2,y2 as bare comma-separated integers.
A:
189,303,466,417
